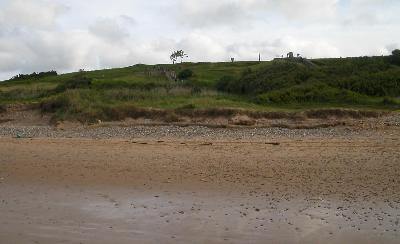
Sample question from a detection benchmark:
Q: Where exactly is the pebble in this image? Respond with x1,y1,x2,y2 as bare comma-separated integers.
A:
0,124,394,140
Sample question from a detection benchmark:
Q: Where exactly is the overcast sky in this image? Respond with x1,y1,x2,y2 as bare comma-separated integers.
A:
0,0,399,80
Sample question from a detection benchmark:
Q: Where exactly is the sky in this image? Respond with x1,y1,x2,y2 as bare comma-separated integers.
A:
0,0,399,80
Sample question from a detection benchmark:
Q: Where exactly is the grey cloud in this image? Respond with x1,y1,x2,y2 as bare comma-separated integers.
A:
0,0,399,80
89,18,130,43
176,33,227,61
0,0,76,78
177,0,340,28
385,44,399,53
177,0,398,29
119,15,137,26
178,1,252,28
0,0,68,30
226,37,340,61
0,31,88,74
340,0,398,26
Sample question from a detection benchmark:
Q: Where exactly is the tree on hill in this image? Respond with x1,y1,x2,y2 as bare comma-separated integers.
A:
170,50,188,64
390,49,400,65
9,71,57,81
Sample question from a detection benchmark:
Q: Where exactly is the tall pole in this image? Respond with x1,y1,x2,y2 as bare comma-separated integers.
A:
259,53,261,62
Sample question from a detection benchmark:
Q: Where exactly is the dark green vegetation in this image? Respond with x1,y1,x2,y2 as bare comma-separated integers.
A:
1,51,399,123
9,71,58,81
178,69,194,80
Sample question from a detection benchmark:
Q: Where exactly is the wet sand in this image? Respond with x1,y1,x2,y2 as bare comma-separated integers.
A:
1,132,400,243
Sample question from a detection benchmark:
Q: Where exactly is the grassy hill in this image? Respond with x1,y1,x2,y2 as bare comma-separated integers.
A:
1,53,399,123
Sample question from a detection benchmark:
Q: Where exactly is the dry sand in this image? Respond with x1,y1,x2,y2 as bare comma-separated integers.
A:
0,123,400,244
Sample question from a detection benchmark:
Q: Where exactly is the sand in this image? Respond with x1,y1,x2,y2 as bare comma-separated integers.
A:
0,126,400,243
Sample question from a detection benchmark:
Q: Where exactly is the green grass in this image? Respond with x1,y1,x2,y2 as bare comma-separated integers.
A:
1,56,400,122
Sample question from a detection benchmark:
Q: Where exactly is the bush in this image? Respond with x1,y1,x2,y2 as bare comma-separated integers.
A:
382,97,399,106
217,62,314,95
40,94,71,113
0,87,52,101
191,86,202,95
178,69,193,80
241,67,253,76
216,56,400,100
54,76,92,93
94,80,160,90
179,104,196,110
9,71,57,81
40,89,186,123
389,49,400,66
305,109,383,119
216,75,237,92
103,104,145,120
40,90,107,123
257,82,369,104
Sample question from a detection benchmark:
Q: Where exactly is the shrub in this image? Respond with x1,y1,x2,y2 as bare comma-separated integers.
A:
103,104,143,120
217,62,314,95
257,82,369,104
382,97,399,106
177,69,193,80
216,75,236,92
0,87,52,101
305,109,383,119
389,49,400,66
9,71,57,81
40,90,106,123
40,94,71,113
191,86,202,95
54,76,92,93
94,80,160,90
241,67,253,76
103,105,181,122
178,104,196,110
216,57,400,98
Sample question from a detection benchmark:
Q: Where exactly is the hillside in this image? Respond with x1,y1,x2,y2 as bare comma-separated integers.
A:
0,52,399,123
